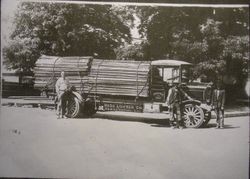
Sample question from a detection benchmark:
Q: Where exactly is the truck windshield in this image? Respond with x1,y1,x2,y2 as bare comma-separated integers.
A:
157,66,190,83
158,67,180,83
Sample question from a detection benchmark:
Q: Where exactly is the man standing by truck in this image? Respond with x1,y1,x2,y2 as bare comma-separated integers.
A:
211,81,225,128
55,71,70,119
166,82,183,129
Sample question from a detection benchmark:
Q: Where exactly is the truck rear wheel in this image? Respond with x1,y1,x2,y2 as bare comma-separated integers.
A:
66,95,81,118
182,104,204,128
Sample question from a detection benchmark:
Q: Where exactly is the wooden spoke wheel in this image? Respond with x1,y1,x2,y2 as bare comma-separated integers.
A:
66,95,80,118
182,104,204,128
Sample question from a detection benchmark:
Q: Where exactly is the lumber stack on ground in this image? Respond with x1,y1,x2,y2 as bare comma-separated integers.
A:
84,59,152,97
34,55,92,93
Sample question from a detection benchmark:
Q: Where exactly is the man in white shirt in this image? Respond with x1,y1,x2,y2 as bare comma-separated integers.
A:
55,71,70,118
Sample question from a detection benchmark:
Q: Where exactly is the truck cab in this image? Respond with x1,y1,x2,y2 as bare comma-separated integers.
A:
145,59,212,128
150,60,192,103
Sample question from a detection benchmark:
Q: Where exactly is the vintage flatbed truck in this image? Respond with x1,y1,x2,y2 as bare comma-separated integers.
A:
34,56,212,128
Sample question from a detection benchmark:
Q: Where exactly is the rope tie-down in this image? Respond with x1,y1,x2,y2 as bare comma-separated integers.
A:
41,57,60,98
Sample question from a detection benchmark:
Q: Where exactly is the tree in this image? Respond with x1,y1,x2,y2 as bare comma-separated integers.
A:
196,18,249,82
137,7,213,59
3,2,134,72
136,7,249,81
115,41,151,61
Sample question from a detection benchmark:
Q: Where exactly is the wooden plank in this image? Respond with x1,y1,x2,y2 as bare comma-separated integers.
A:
34,67,89,72
34,55,91,92
90,67,150,72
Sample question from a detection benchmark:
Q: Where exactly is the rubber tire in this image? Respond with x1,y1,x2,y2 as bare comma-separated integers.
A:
66,96,81,118
182,104,204,128
82,100,97,117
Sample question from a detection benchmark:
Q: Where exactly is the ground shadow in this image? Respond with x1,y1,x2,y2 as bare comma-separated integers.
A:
90,113,171,127
145,120,170,128
204,123,240,129
69,113,240,129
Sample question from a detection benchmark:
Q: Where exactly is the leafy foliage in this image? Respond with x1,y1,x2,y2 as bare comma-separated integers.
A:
3,2,133,72
4,3,249,88
137,7,249,82
115,42,150,61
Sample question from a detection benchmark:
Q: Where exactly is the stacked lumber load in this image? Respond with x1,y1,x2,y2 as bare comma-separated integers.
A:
34,55,92,93
84,59,152,97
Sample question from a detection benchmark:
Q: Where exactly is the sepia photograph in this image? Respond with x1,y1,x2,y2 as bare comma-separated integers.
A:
0,0,249,178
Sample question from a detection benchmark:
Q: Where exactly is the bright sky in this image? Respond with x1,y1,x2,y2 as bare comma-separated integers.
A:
1,0,20,73
1,0,20,47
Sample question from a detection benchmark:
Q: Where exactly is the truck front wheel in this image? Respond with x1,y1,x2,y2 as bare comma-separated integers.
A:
182,104,204,128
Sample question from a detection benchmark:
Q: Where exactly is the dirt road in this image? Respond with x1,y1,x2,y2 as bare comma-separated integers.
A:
0,106,249,179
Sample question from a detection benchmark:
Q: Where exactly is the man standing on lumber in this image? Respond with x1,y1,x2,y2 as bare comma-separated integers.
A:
166,82,184,129
211,80,225,129
55,71,70,119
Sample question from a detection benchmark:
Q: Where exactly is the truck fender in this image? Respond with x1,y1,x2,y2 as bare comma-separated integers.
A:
181,99,201,106
181,99,212,127
71,91,84,104
181,99,211,112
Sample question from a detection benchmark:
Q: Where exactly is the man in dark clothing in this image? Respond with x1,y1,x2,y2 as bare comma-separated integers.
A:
211,82,225,128
166,82,183,129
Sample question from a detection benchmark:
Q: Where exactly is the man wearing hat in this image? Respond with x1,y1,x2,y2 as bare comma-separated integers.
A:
166,82,183,129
